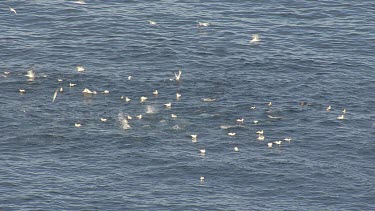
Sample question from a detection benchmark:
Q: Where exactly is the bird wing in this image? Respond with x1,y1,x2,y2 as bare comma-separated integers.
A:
52,88,58,102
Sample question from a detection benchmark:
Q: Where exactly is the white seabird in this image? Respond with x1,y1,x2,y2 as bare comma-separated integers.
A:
249,34,260,43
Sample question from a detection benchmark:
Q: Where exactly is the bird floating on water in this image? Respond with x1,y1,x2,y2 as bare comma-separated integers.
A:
153,90,158,95
337,115,345,120
102,90,109,94
82,88,97,94
176,93,181,100
136,115,142,120
284,138,292,142
140,96,148,103
251,106,256,110
75,123,82,128
236,118,244,124
253,120,259,124
256,130,264,135
228,132,236,136
199,149,206,154
59,87,64,92
249,34,260,43
274,141,282,145
191,135,197,142
9,7,17,14
268,143,273,148
76,66,85,72
148,20,159,27
69,83,76,87
100,118,107,122
19,89,26,93
257,135,265,141
164,102,172,108
128,76,132,80
234,147,239,152
198,22,210,27
200,176,205,183
342,109,346,114
326,105,331,111
268,102,272,107
171,114,177,118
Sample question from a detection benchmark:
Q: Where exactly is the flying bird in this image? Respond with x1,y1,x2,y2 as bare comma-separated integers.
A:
52,88,58,103
9,7,17,14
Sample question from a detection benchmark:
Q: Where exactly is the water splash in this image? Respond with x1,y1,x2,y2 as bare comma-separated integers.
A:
118,112,131,129
146,105,157,114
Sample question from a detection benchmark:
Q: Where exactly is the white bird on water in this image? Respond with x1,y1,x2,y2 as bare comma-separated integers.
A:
234,147,239,152
102,90,110,94
59,87,63,92
137,115,142,120
171,114,177,118
153,90,158,95
257,135,265,141
75,123,82,128
9,7,17,14
337,115,345,120
249,34,260,43
174,70,182,81
176,93,181,100
82,88,97,94
236,118,244,124
69,83,76,87
19,89,26,93
198,22,210,27
256,130,264,135
199,149,206,154
76,66,85,72
191,135,197,142
200,176,205,183
268,143,273,148
164,102,172,108
228,132,236,136
128,76,132,80
25,70,35,79
140,96,148,103
148,20,159,27
100,118,107,122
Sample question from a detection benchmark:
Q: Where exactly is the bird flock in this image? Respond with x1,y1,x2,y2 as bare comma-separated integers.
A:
4,2,348,183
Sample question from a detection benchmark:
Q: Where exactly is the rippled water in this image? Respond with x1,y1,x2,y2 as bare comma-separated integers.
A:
1,1,374,210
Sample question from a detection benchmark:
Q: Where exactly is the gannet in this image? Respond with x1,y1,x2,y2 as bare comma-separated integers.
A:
137,115,142,120
342,109,346,114
125,97,131,102
153,90,158,95
100,118,107,122
283,138,292,142
127,115,132,120
59,87,63,92
174,70,182,81
128,76,132,80
253,120,259,124
257,135,265,141
236,118,244,123
198,22,210,27
176,93,181,100
268,101,272,107
75,123,82,127
249,34,260,43
250,106,256,110
267,143,273,148
76,66,85,72
19,89,25,93
191,135,197,142
256,130,264,135
57,79,63,82
234,147,239,152
102,90,109,94
164,102,171,108
326,105,331,111
69,83,76,87
274,141,282,145
337,115,345,120
9,7,17,14
171,114,177,118
140,96,148,103
200,176,205,182
148,20,159,27
199,149,206,154
228,132,236,136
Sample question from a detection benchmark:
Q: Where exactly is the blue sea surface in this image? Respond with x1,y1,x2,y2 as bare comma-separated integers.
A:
0,0,374,210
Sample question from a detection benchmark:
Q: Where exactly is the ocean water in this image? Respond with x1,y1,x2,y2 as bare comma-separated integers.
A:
0,0,374,210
